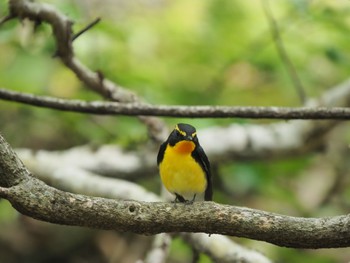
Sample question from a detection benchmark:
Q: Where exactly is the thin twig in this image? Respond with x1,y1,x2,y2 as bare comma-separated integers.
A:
72,17,101,42
52,17,101,57
262,0,306,104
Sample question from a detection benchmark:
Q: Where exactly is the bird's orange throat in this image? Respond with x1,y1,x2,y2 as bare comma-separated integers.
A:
172,140,195,154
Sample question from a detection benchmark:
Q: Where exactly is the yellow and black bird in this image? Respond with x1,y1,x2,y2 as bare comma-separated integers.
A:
157,123,212,203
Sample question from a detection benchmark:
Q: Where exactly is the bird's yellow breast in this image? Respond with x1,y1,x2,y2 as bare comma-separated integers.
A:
159,141,207,199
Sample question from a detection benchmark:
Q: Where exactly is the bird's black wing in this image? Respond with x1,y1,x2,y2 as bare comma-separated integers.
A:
192,145,212,201
157,141,168,166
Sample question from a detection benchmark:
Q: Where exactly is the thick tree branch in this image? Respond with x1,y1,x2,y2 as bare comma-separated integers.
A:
28,159,271,263
1,133,350,249
2,87,350,119
3,176,350,249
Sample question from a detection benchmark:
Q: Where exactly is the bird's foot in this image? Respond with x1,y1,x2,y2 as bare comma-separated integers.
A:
184,194,197,205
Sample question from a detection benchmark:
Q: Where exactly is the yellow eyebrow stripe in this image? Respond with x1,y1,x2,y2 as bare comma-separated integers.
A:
175,125,186,136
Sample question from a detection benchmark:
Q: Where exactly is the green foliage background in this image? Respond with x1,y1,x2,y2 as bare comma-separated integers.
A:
1,0,350,262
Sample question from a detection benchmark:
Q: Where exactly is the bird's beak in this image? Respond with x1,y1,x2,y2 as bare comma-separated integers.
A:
185,135,193,141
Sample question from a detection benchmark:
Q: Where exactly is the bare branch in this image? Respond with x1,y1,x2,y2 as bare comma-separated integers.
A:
26,153,270,263
5,176,350,249
8,0,115,99
13,90,347,176
7,0,168,144
2,87,350,119
1,133,350,249
9,0,74,58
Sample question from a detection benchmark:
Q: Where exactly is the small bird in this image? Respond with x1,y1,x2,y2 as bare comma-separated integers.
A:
157,123,212,203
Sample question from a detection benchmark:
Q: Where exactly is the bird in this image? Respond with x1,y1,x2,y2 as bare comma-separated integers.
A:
157,123,212,203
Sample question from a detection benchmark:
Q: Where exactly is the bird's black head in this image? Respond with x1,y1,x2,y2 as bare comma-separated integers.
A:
167,123,198,146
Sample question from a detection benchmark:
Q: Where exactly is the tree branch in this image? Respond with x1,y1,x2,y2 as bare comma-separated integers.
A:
3,0,350,254
2,87,350,119
5,175,350,249
1,133,350,249
8,0,131,101
27,155,271,263
6,0,168,143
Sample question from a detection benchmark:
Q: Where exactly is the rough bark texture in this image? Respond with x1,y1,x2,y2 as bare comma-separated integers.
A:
1,133,350,249
1,177,350,249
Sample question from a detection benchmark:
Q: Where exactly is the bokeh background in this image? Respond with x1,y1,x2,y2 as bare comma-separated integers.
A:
1,0,350,262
